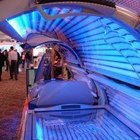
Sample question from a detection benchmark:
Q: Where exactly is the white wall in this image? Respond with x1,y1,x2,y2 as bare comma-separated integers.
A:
0,41,23,53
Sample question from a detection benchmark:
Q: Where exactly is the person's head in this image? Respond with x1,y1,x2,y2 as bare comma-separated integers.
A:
53,44,59,51
46,48,51,54
46,48,49,53
10,46,14,50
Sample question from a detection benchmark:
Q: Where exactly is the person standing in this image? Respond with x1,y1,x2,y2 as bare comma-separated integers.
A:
25,51,32,68
43,48,51,80
0,49,5,81
8,46,18,80
15,49,20,74
21,51,25,68
4,49,9,71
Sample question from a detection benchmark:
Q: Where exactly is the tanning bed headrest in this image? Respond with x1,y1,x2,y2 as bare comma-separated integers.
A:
28,80,94,109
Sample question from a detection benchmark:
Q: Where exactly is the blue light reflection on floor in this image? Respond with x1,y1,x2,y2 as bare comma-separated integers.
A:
35,109,140,140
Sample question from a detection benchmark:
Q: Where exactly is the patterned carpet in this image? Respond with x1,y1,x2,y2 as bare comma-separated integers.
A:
0,70,26,140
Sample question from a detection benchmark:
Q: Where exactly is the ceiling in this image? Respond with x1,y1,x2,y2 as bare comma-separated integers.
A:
109,0,140,15
0,31,12,42
35,0,140,15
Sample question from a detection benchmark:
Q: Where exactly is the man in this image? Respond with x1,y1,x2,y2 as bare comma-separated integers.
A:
0,49,5,81
8,46,18,80
15,49,20,73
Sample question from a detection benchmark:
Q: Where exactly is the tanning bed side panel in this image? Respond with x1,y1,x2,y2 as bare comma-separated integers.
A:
88,73,140,133
68,66,140,135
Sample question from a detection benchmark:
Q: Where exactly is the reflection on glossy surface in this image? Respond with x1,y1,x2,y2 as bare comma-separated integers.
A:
35,109,140,140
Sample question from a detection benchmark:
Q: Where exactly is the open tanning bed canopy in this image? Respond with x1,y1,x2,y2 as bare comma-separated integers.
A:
0,1,140,87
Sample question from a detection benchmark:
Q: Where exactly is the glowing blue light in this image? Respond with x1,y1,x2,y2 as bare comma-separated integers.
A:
82,55,127,62
44,7,82,16
7,10,42,38
106,37,125,43
50,7,60,16
73,31,104,41
79,49,121,56
65,17,101,37
47,19,61,32
125,34,136,42
85,62,138,78
100,18,112,25
44,7,60,16
4,7,140,86
36,121,44,140
62,16,88,34
21,14,28,33
38,16,46,32
109,94,140,126
31,11,36,31
7,16,27,38
43,9,54,31
71,26,104,39
84,58,134,70
117,28,129,36
72,8,82,13
108,23,120,30
59,8,69,14
42,20,50,32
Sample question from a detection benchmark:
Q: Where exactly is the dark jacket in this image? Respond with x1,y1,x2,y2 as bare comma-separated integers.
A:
0,52,5,67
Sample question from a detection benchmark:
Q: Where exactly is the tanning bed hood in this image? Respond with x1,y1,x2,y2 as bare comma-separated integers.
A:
0,2,140,87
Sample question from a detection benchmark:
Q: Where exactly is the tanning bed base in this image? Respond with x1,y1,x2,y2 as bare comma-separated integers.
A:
22,105,140,140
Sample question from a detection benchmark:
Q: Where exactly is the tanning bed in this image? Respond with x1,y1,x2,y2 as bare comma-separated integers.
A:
23,107,140,140
0,1,140,140
21,63,140,140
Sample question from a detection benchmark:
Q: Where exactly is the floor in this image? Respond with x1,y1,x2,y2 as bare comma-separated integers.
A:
0,69,26,140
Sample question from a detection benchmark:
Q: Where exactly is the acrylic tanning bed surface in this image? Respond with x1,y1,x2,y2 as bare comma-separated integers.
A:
33,108,140,140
